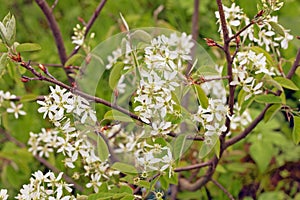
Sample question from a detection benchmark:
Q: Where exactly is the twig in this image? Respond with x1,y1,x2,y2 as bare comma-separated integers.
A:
68,0,108,59
0,128,84,192
35,0,74,84
287,48,300,79
174,160,212,172
227,22,254,43
211,179,235,200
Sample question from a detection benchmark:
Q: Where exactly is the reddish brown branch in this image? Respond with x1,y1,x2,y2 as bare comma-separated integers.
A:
35,0,74,83
211,179,235,200
174,160,212,172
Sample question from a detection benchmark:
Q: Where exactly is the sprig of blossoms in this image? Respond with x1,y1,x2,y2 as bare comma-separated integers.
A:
0,90,26,119
215,2,293,54
15,170,75,200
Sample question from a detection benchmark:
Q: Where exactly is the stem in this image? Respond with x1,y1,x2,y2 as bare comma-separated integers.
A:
174,160,212,172
68,0,108,59
35,0,74,83
211,179,235,200
216,0,235,136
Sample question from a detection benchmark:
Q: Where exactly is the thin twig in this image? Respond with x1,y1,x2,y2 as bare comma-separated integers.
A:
174,160,212,172
0,128,84,192
35,0,74,84
227,22,254,43
68,0,108,59
211,179,235,200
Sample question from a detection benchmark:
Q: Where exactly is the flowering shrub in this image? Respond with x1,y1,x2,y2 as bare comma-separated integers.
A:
0,0,299,199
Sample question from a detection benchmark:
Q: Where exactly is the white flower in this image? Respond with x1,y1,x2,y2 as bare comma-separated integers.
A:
243,80,263,100
0,189,8,200
6,102,26,119
86,173,102,192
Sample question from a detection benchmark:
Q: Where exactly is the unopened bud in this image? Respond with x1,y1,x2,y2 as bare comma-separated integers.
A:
204,38,216,47
38,64,46,72
235,36,240,45
21,76,30,82
255,10,264,18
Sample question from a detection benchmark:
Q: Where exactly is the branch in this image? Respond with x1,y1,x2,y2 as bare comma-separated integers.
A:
35,0,74,83
211,179,235,200
174,160,212,172
0,128,84,192
216,0,235,136
14,58,143,124
68,0,108,59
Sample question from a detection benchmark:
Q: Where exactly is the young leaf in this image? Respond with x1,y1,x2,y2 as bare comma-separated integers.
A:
0,43,7,52
264,104,281,123
111,162,138,175
97,135,110,162
109,62,125,90
172,134,192,161
268,21,285,37
64,54,84,67
199,134,218,159
193,85,208,109
292,116,300,144
255,94,282,104
249,141,273,173
274,77,299,91
104,110,133,122
16,43,41,52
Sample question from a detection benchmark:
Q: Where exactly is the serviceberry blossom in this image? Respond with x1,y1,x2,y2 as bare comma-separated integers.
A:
216,2,293,54
71,24,86,46
15,170,75,200
6,102,26,119
37,85,97,126
0,189,8,200
0,90,16,106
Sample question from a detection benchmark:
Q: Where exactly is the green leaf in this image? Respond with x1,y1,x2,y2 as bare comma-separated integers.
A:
172,134,192,161
0,52,8,76
196,65,219,76
104,110,133,122
109,62,125,90
0,43,7,52
64,54,84,67
255,94,282,104
5,14,16,46
249,141,273,173
20,94,38,102
214,138,221,159
264,104,281,123
97,135,110,162
268,21,285,37
111,162,138,175
199,134,218,159
274,77,299,91
110,185,133,194
16,43,41,52
292,116,300,144
130,30,152,43
193,85,208,109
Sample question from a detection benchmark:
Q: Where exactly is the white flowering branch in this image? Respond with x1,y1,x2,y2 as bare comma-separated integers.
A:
0,128,84,192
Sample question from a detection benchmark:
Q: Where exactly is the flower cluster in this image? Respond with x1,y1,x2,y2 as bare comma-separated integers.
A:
37,85,97,126
134,33,193,133
215,2,293,54
135,142,173,178
71,24,86,46
194,98,229,142
29,85,120,192
16,170,74,200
